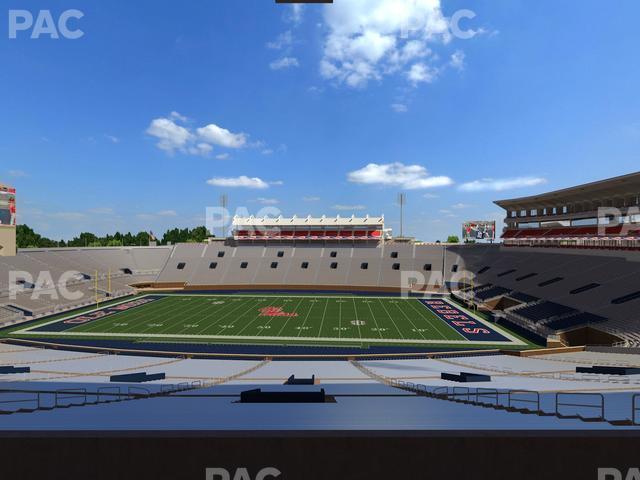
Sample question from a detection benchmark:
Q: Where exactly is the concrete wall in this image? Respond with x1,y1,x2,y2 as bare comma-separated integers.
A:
0,227,16,256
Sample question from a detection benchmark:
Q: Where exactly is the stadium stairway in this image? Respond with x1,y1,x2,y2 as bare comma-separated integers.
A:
350,360,640,426
0,359,273,416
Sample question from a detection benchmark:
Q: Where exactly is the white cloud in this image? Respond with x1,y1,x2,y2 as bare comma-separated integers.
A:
333,204,367,211
407,62,438,85
136,210,178,220
51,212,87,221
7,169,27,178
267,30,293,50
286,4,304,25
87,207,115,215
391,103,408,113
189,143,213,156
459,177,548,192
303,196,321,202
348,162,453,189
197,123,247,148
256,197,279,205
319,0,450,88
450,49,465,71
215,153,230,160
423,193,439,199
451,202,472,209
261,149,274,155
146,117,193,154
269,180,284,186
169,111,189,123
157,210,178,217
270,56,300,70
206,176,270,189
104,134,120,144
146,114,252,156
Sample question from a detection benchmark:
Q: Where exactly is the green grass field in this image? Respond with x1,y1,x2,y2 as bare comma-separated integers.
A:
12,294,525,347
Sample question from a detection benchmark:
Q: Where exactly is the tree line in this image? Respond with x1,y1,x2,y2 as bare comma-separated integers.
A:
16,225,213,249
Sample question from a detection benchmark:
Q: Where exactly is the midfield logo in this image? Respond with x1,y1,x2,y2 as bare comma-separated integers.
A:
259,306,299,317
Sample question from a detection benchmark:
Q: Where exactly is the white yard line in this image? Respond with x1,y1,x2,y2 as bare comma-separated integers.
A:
365,301,384,339
295,298,320,338
406,299,454,341
352,298,363,340
273,297,306,337
316,298,330,339
376,299,405,340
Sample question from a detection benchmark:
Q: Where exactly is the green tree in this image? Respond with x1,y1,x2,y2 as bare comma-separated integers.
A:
190,226,212,243
16,225,62,248
16,224,213,249
446,235,460,243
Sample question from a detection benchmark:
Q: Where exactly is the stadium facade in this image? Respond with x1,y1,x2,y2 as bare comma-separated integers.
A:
0,183,16,257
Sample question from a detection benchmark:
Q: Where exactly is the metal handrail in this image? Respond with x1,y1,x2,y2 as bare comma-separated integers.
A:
633,394,640,426
475,388,500,406
97,386,121,402
555,392,605,421
0,391,40,412
452,387,471,402
431,386,449,397
127,387,152,399
507,390,540,411
55,388,87,408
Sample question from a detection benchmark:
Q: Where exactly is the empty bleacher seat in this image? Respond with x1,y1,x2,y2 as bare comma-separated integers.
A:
545,312,607,331
476,286,511,301
515,301,577,323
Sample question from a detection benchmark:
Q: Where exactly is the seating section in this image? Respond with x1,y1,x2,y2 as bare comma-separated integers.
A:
502,226,640,239
501,225,640,251
475,285,511,301
508,291,539,303
234,229,383,240
514,301,578,323
545,312,607,331
0,246,172,318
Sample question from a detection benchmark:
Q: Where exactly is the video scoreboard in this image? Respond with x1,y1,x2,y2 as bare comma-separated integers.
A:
0,184,16,227
462,220,495,242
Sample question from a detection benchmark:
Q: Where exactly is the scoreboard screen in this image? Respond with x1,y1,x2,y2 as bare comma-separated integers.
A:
0,185,16,227
462,220,495,242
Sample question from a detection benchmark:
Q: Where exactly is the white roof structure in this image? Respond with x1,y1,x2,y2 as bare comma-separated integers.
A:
232,215,385,228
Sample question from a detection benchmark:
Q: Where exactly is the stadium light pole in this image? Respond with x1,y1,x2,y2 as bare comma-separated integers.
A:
398,193,406,238
220,193,228,239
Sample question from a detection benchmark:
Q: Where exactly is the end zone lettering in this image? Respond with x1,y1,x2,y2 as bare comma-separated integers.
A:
63,297,161,325
419,299,508,342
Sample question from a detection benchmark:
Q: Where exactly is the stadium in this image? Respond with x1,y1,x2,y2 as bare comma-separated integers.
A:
1,172,640,439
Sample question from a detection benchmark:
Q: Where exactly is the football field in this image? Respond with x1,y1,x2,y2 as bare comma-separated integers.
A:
15,294,525,347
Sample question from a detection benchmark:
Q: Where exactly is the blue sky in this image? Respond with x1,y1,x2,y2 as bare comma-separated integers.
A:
1,0,639,241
